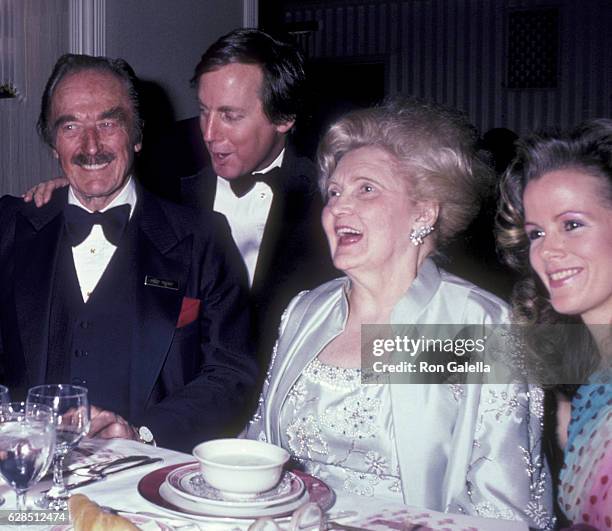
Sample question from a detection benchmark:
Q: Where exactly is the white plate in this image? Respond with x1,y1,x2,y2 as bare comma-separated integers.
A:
138,464,335,525
159,482,310,518
166,464,304,508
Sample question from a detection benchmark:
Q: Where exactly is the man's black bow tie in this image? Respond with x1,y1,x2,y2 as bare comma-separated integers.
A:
64,204,130,246
229,167,281,198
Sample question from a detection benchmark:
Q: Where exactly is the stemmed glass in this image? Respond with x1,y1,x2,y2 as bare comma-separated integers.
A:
27,385,90,511
0,402,56,511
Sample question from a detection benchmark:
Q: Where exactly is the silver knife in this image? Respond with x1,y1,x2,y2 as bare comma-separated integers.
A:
74,455,160,477
46,457,163,492
41,454,155,481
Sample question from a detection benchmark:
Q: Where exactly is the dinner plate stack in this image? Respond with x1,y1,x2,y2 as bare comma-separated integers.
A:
159,463,309,518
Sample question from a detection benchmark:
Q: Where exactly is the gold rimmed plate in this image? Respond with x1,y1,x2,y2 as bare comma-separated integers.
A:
166,463,305,508
138,463,335,524
159,482,309,518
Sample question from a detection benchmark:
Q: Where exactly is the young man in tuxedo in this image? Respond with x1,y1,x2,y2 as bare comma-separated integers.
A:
181,29,336,367
3,54,257,453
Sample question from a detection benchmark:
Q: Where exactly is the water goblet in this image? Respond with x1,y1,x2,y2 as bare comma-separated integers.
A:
0,402,56,511
27,384,90,511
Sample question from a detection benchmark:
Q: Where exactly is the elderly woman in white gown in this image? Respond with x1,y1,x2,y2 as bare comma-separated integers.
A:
246,98,553,528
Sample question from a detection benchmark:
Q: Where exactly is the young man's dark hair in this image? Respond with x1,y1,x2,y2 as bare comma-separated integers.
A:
191,28,306,127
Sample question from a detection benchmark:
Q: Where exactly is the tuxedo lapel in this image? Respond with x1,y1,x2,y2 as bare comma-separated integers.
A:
251,150,317,295
14,190,68,384
126,190,192,414
251,167,287,294
181,166,216,210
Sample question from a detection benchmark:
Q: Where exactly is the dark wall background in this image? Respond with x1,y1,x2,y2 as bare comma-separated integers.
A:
263,0,612,139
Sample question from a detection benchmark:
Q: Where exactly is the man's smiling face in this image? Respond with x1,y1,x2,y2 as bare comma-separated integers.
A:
50,68,140,210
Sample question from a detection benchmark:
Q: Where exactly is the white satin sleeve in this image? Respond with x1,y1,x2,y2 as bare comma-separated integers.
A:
448,383,554,529
241,290,309,442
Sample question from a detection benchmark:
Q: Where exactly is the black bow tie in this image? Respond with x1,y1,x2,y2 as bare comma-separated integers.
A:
229,167,281,198
64,204,130,246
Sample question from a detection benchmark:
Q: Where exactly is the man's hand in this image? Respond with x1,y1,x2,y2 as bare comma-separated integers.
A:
22,177,69,207
87,405,138,441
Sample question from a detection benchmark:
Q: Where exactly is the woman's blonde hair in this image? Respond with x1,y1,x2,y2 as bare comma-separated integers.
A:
317,97,491,247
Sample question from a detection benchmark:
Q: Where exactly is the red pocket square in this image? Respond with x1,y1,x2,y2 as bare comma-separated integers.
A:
177,297,201,328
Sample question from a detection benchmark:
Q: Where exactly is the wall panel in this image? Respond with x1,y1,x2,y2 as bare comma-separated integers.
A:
286,0,612,135
0,0,68,197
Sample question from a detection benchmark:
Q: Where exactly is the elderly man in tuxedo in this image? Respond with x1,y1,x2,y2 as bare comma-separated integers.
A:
1,54,256,452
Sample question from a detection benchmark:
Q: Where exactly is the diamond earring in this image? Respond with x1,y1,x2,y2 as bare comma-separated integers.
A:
410,225,434,246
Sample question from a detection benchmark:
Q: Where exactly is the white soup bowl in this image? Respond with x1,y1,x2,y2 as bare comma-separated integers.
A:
193,438,290,495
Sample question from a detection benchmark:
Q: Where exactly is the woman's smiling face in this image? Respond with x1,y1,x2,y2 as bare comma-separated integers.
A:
524,168,612,324
321,146,423,278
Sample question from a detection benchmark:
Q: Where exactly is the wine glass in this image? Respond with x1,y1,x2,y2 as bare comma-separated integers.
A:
26,385,90,511
0,402,55,511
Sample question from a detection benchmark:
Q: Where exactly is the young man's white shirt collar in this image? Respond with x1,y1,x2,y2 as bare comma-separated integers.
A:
213,149,285,287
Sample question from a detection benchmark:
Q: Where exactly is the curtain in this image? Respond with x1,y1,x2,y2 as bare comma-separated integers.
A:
0,0,27,100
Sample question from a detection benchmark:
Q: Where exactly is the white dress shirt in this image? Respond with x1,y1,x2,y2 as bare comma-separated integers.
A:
68,178,137,302
213,149,284,287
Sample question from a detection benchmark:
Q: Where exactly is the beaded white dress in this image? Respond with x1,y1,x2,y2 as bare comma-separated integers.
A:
246,261,554,528
278,358,403,500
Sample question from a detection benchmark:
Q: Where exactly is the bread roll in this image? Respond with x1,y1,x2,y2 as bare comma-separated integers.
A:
68,494,139,531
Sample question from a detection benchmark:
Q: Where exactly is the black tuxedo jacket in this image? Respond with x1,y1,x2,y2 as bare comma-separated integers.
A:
180,148,338,366
0,186,257,452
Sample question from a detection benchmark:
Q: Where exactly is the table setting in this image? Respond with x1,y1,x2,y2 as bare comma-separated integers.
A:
0,439,530,530
0,384,528,530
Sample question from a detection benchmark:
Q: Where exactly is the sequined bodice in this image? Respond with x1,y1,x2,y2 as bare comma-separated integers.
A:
279,358,403,499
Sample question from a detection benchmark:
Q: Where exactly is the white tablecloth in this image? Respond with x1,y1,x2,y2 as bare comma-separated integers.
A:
0,438,527,530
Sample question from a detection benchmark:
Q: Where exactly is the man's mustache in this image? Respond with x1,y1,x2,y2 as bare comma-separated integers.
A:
71,152,115,166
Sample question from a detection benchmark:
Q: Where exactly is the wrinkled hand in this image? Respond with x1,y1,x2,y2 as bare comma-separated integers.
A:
87,405,138,441
22,177,69,207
